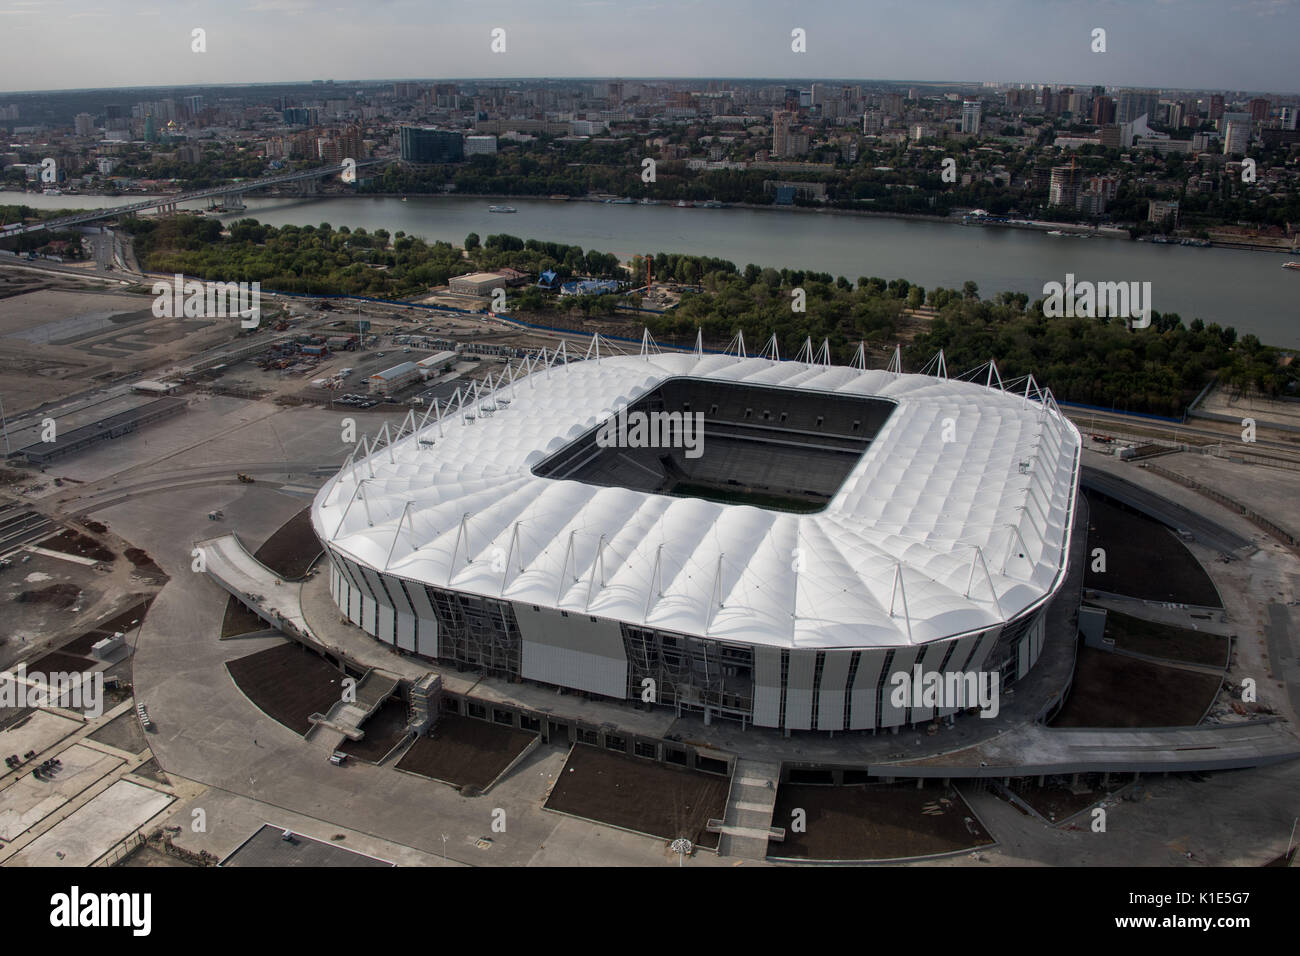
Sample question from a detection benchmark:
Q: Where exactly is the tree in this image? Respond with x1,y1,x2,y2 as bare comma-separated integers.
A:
465,232,480,251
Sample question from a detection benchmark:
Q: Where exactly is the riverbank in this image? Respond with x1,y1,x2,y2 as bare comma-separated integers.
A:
3,185,1281,251
8,188,1297,345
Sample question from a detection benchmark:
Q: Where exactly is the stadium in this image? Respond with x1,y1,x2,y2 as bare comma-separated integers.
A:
311,343,1082,735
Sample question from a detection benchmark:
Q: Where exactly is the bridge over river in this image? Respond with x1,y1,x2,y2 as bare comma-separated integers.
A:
0,159,386,239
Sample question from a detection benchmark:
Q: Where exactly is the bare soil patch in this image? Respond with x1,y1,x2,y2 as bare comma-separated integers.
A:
396,713,536,792
1052,645,1222,727
225,642,347,736
771,782,993,861
1083,492,1222,607
543,744,727,850
39,529,114,562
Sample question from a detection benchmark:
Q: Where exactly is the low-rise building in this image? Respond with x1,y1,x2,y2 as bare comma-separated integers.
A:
367,361,420,396
449,272,511,296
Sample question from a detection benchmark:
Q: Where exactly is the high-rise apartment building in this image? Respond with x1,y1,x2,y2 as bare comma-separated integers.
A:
1049,164,1081,207
772,109,794,156
1222,120,1250,156
1090,95,1116,124
399,126,464,163
1117,89,1158,124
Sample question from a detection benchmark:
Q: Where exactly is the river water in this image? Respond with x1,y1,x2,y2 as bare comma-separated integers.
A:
10,191,1298,347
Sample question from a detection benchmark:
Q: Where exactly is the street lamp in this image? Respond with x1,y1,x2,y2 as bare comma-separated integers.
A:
670,837,692,867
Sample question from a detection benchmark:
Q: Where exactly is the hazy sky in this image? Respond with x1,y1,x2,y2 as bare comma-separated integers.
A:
1,0,1296,94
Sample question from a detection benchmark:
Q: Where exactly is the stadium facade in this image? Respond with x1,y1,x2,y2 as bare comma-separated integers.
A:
311,345,1081,734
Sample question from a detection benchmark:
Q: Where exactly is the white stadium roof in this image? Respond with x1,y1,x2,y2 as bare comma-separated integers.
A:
313,346,1081,651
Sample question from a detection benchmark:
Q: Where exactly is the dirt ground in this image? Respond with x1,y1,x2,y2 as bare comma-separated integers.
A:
1002,773,1136,824
62,597,152,655
131,756,170,786
338,696,409,763
24,649,95,675
40,528,115,562
253,507,320,580
116,845,197,868
1083,491,1223,607
1051,645,1223,728
1101,607,1230,668
89,708,150,754
224,642,347,736
221,596,267,637
0,281,247,416
770,781,994,861
396,713,536,792
543,744,728,850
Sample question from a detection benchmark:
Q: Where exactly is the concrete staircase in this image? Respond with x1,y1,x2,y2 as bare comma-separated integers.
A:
714,759,784,861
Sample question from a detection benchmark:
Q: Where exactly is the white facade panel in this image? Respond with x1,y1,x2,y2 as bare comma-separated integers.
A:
964,626,1002,673
849,649,888,730
784,649,816,731
360,567,392,607
938,633,981,717
910,639,951,723
398,580,438,657
879,647,920,728
396,611,416,651
753,645,783,728
377,603,395,644
816,651,852,731
516,605,627,699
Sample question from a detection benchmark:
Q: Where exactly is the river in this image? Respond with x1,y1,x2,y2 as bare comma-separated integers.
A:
9,191,1298,348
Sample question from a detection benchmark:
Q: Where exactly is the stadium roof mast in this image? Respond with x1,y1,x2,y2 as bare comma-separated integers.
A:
814,339,831,367
640,327,659,360
722,330,746,360
888,563,913,644
794,337,814,365
964,546,1003,617
887,345,902,375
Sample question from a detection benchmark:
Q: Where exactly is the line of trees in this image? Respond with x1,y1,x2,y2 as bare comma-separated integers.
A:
121,214,1296,416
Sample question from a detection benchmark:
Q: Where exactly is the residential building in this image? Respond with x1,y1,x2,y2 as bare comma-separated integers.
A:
400,126,464,163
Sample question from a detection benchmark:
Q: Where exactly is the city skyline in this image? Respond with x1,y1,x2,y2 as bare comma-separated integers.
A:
1,0,1298,95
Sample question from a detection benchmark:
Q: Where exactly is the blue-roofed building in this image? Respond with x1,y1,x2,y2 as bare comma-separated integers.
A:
537,269,560,290
560,278,621,296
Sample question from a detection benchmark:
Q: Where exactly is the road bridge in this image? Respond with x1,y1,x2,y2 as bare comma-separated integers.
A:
0,159,386,239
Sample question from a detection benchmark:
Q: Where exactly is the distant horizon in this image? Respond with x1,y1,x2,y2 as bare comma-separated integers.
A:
1,0,1296,95
1,75,1295,100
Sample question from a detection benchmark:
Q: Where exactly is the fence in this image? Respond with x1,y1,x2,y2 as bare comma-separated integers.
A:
1143,462,1299,548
